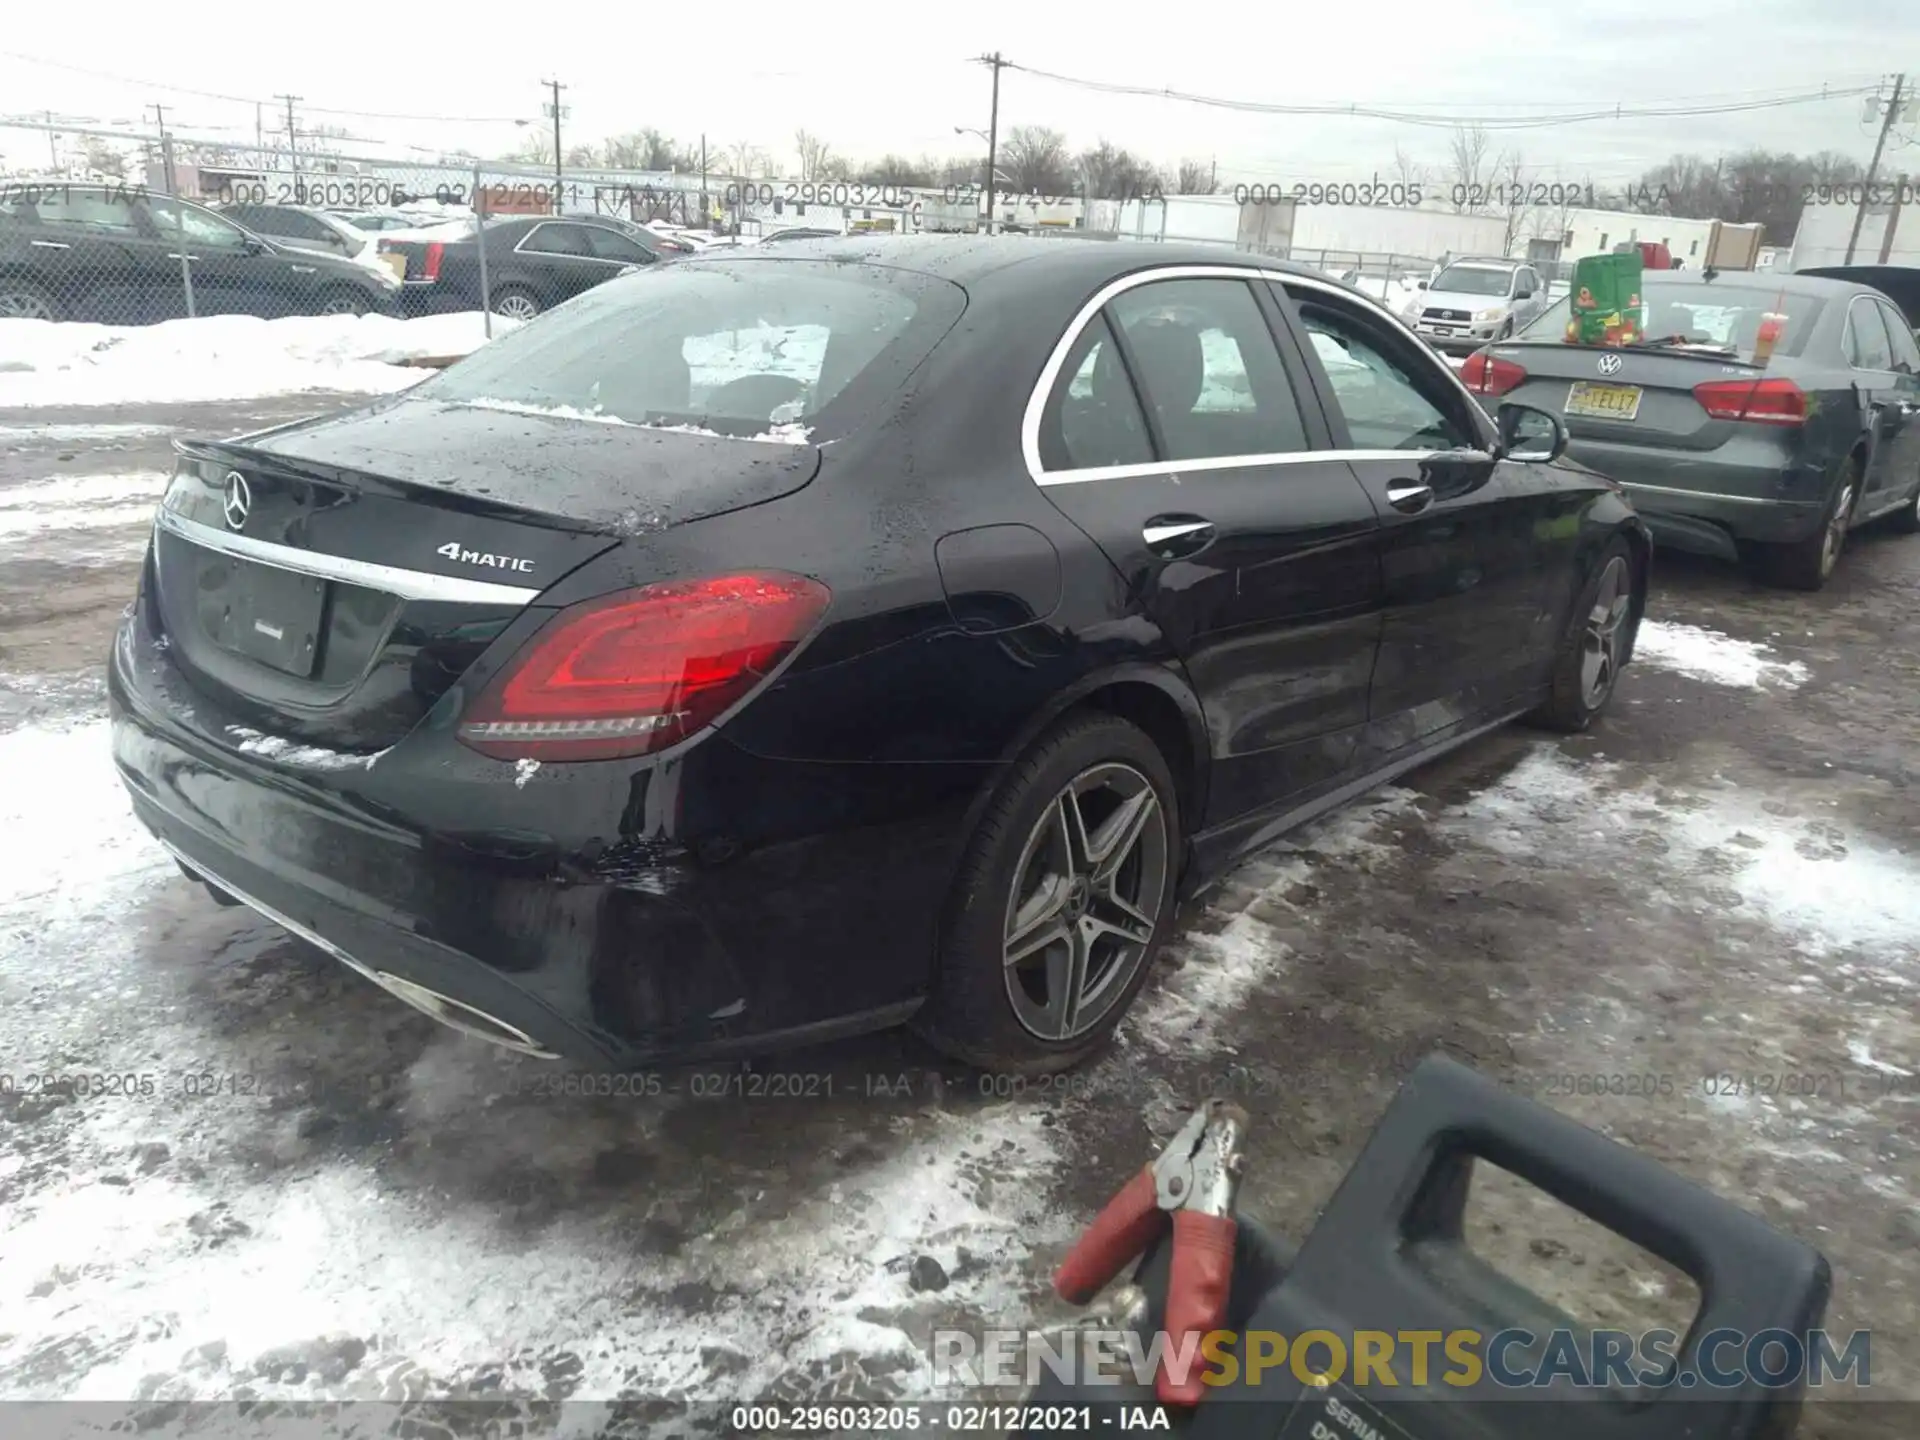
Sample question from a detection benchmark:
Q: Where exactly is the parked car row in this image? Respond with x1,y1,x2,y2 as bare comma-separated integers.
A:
0,184,399,323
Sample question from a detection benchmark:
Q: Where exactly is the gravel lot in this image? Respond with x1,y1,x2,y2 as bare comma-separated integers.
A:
1,396,1915,1438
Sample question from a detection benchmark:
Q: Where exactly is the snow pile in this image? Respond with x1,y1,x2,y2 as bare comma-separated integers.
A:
1634,620,1810,690
0,313,520,408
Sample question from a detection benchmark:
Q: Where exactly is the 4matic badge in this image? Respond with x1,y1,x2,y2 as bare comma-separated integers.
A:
436,542,535,573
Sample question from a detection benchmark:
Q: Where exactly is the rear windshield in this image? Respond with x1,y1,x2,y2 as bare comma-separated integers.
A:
1518,281,1828,361
419,258,964,441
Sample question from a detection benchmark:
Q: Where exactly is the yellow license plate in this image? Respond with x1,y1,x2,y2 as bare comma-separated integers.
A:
1565,381,1643,420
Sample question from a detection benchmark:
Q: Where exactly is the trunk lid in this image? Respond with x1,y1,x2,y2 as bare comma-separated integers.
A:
150,397,822,751
1477,340,1776,451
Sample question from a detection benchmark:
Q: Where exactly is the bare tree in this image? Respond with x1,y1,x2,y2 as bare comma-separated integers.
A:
1391,143,1428,202
1497,150,1538,252
794,130,834,182
855,154,935,187
999,125,1074,195
80,136,126,179
1174,158,1216,195
726,140,771,178
1445,124,1495,212
499,132,553,166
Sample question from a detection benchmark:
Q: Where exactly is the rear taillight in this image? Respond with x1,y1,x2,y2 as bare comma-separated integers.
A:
422,242,444,281
1692,377,1806,425
457,572,831,762
1459,349,1527,396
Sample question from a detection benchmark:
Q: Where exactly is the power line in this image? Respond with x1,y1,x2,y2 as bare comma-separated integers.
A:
1002,62,1881,130
0,49,532,124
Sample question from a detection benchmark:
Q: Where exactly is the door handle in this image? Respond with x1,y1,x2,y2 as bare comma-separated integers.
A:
1386,480,1434,513
291,265,317,274
166,253,197,262
1142,516,1216,558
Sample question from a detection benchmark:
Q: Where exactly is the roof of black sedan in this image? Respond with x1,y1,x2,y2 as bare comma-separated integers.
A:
682,233,1334,287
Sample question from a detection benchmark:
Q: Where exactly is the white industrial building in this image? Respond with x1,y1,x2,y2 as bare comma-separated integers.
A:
1786,192,1920,270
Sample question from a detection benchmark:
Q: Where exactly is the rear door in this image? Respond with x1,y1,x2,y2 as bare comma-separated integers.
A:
1031,272,1384,831
513,221,616,303
1865,297,1920,513
144,197,307,317
1274,279,1551,754
1845,296,1918,511
22,187,175,322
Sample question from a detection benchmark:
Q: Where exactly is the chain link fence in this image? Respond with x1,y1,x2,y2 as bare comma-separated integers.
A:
1,118,950,330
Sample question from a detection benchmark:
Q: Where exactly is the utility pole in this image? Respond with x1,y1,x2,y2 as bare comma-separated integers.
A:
45,110,58,169
542,79,566,214
1848,73,1907,264
976,52,1008,235
700,133,708,229
1210,156,1218,192
275,94,302,200
152,103,178,195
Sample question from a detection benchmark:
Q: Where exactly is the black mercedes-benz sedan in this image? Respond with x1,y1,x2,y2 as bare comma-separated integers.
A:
109,237,1649,1074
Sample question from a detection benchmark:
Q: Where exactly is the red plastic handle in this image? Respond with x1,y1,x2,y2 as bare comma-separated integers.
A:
1157,1210,1237,1406
1053,1167,1162,1305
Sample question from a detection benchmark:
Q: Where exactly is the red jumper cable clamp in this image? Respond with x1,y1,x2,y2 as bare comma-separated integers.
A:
1052,1098,1249,1406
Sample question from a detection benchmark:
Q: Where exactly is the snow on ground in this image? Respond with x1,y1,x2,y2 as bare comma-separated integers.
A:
0,717,1074,1412
0,471,168,547
1442,746,1919,970
1634,619,1810,690
0,313,519,409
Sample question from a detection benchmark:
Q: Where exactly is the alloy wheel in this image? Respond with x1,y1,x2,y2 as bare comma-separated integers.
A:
1002,762,1169,1042
494,293,539,321
1580,555,1633,708
0,289,55,320
1821,483,1855,577
320,293,366,316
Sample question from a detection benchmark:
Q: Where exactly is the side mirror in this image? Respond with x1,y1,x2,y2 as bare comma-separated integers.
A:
1416,279,1428,289
1494,402,1569,464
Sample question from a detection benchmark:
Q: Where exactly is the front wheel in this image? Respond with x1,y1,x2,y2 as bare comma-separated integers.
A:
1526,538,1639,733
918,713,1180,1074
0,279,62,321
317,286,371,317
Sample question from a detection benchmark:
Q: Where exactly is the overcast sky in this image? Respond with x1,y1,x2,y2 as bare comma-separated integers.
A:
0,0,1913,186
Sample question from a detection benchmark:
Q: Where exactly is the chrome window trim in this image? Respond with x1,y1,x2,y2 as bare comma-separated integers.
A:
1842,294,1895,373
153,506,541,606
513,221,641,266
1021,263,1481,486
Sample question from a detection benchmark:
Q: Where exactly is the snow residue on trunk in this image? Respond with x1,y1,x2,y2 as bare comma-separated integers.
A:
0,313,516,408
1129,788,1423,1054
225,726,386,772
1442,746,1919,966
455,399,814,446
1634,619,1809,690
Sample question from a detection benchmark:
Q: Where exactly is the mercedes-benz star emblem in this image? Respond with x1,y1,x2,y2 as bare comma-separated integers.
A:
222,472,252,531
1597,353,1623,376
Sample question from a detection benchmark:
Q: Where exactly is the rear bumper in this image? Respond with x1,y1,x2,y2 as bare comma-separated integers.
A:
108,613,978,1067
1562,440,1829,549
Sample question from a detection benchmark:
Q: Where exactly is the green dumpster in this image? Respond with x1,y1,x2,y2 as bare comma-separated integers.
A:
1565,252,1644,346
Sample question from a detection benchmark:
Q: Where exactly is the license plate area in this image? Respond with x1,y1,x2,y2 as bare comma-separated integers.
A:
1566,381,1644,421
200,558,327,677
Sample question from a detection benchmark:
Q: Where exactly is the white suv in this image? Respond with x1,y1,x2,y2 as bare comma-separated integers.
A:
1401,259,1550,354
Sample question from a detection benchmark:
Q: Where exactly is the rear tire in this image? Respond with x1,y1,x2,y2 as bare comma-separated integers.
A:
0,279,61,321
916,713,1180,1075
317,285,371,317
1890,476,1920,535
1526,537,1639,733
1751,457,1859,591
490,286,542,321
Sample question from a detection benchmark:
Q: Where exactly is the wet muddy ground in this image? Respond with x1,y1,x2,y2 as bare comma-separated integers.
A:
1,397,1915,1438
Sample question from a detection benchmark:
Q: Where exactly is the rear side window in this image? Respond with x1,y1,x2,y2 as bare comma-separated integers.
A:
1881,302,1920,371
520,223,591,257
418,258,965,441
28,189,141,234
1846,299,1896,370
1038,313,1154,471
1106,278,1309,461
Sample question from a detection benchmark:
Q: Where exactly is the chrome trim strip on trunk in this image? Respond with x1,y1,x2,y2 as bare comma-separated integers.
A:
153,506,542,605
157,838,562,1059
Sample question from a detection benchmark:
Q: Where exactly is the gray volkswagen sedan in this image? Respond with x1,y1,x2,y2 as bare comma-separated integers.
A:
1459,269,1920,589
